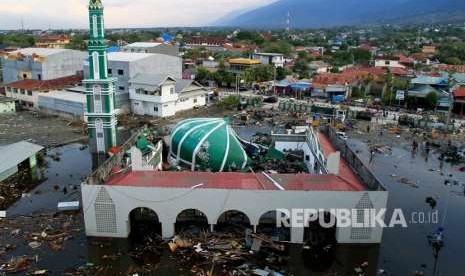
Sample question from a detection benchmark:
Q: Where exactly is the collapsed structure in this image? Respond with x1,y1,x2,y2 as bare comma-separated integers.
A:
82,117,388,245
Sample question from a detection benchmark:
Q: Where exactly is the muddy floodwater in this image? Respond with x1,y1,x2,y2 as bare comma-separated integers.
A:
2,139,465,275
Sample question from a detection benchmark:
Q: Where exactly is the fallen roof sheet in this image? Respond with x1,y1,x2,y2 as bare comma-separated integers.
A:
0,141,43,174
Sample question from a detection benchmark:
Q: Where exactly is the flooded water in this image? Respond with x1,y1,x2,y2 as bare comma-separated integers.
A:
7,143,92,217
347,139,465,276
3,139,465,275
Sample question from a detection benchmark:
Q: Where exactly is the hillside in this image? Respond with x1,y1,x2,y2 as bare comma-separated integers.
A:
216,0,465,28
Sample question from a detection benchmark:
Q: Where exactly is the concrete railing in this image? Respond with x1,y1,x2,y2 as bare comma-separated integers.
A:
321,125,387,191
84,126,148,185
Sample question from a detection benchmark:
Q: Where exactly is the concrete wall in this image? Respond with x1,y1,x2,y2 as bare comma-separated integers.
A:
5,89,39,109
129,82,206,118
2,50,86,83
82,184,388,244
0,101,16,114
85,54,182,110
38,95,86,120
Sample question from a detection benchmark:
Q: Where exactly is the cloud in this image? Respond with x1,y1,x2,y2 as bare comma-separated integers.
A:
0,0,276,29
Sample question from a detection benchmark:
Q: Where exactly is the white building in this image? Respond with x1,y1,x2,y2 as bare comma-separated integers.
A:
129,73,207,117
374,57,406,69
2,48,86,83
121,42,179,57
85,52,183,111
38,88,87,121
251,52,285,68
309,61,330,74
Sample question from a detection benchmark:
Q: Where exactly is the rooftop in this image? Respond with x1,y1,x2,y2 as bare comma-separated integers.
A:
126,42,162,48
107,52,155,62
253,52,284,56
38,89,86,103
228,58,261,65
106,171,364,192
453,88,465,98
130,73,175,86
8,48,67,57
105,132,365,192
0,141,44,175
4,74,83,91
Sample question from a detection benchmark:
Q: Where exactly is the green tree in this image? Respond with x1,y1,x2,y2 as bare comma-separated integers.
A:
0,33,35,48
263,41,293,57
425,92,438,110
218,96,240,110
293,59,309,79
351,48,372,64
195,66,210,84
66,34,87,51
276,67,291,81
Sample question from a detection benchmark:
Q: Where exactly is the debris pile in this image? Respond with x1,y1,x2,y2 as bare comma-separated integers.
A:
169,230,288,276
0,213,82,274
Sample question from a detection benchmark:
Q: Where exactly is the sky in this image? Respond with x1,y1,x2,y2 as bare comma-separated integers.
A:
0,0,276,30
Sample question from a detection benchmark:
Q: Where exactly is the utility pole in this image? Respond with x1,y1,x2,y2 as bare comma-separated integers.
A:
273,66,277,96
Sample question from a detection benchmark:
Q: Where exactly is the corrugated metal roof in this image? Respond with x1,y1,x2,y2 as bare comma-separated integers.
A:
8,48,67,57
130,73,175,86
126,42,162,48
107,52,154,62
175,79,194,93
0,141,43,174
4,74,83,91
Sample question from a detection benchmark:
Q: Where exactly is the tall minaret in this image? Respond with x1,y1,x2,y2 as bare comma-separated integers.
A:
84,0,118,153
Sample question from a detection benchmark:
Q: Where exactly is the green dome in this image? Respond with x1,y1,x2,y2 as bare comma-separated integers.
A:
170,118,249,172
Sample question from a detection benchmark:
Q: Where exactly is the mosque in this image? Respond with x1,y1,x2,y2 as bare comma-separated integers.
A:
81,0,388,245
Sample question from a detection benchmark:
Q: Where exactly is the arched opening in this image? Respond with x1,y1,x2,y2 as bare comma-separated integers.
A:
302,211,337,272
92,51,100,79
92,15,98,38
129,207,162,239
175,209,209,235
128,207,163,262
215,210,252,233
257,210,291,242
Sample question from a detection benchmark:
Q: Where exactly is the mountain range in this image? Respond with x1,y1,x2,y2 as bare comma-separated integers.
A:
215,0,465,28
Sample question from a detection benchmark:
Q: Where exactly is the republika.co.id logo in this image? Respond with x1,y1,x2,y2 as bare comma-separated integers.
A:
274,208,439,228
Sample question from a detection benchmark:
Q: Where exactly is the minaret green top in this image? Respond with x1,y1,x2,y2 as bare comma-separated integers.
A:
85,0,118,153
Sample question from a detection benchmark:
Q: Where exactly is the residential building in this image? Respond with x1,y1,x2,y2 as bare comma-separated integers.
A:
422,45,437,54
4,74,83,109
407,73,450,111
0,96,15,114
84,52,182,111
374,56,406,69
309,61,330,74
453,88,465,116
185,36,227,52
251,52,285,68
35,34,71,49
129,73,207,117
227,58,261,74
2,48,86,83
121,42,179,57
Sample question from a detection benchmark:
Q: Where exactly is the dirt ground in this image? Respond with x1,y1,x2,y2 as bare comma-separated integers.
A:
0,111,87,147
118,104,238,130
